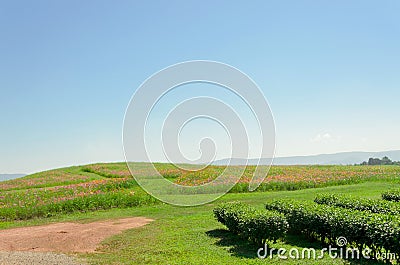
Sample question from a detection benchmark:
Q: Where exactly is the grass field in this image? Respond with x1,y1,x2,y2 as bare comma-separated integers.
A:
1,163,400,264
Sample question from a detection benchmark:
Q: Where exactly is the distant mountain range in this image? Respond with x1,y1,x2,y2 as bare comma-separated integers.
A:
0,174,26,181
213,150,400,166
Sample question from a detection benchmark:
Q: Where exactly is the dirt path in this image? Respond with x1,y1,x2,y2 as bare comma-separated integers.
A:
0,217,153,253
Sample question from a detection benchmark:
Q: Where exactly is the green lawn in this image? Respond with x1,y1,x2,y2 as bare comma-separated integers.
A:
82,181,396,264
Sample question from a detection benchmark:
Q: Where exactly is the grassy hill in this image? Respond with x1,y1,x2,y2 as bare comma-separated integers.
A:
1,163,400,264
0,162,399,221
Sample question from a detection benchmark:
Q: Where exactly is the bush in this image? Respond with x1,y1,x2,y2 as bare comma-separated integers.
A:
314,193,400,214
265,199,400,259
213,202,288,245
213,202,251,234
382,189,400,202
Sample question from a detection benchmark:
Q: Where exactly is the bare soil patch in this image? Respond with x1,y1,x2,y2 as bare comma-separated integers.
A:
0,217,153,253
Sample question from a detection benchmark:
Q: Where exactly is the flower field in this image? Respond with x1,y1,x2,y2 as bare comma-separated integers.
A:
0,164,155,221
1,163,399,221
176,165,400,192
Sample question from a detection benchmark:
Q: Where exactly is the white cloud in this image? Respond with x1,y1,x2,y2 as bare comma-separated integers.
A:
310,133,340,143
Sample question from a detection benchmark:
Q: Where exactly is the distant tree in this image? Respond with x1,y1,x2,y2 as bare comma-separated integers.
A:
356,156,400,166
381,156,393,165
368,158,381,165
358,156,399,166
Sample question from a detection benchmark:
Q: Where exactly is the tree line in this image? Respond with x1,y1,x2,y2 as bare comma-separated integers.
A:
358,156,400,166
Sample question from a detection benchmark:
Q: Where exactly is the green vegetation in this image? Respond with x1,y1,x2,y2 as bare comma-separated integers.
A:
75,183,400,264
1,163,400,264
315,193,400,214
0,190,156,221
213,201,288,245
382,189,400,202
2,163,398,221
266,199,400,260
358,156,400,166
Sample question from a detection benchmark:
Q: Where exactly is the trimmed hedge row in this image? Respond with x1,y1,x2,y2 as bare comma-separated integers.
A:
314,193,400,214
382,189,400,202
213,202,288,245
265,199,400,258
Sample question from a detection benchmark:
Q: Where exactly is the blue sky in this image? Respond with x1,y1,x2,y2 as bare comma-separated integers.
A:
1,1,399,173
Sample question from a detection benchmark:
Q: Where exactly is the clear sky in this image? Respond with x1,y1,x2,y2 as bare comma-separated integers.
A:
1,1,399,173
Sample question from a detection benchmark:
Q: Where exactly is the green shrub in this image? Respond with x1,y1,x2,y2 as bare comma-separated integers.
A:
382,189,400,202
314,193,400,214
214,202,288,245
265,199,400,259
213,202,252,234
238,210,289,245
